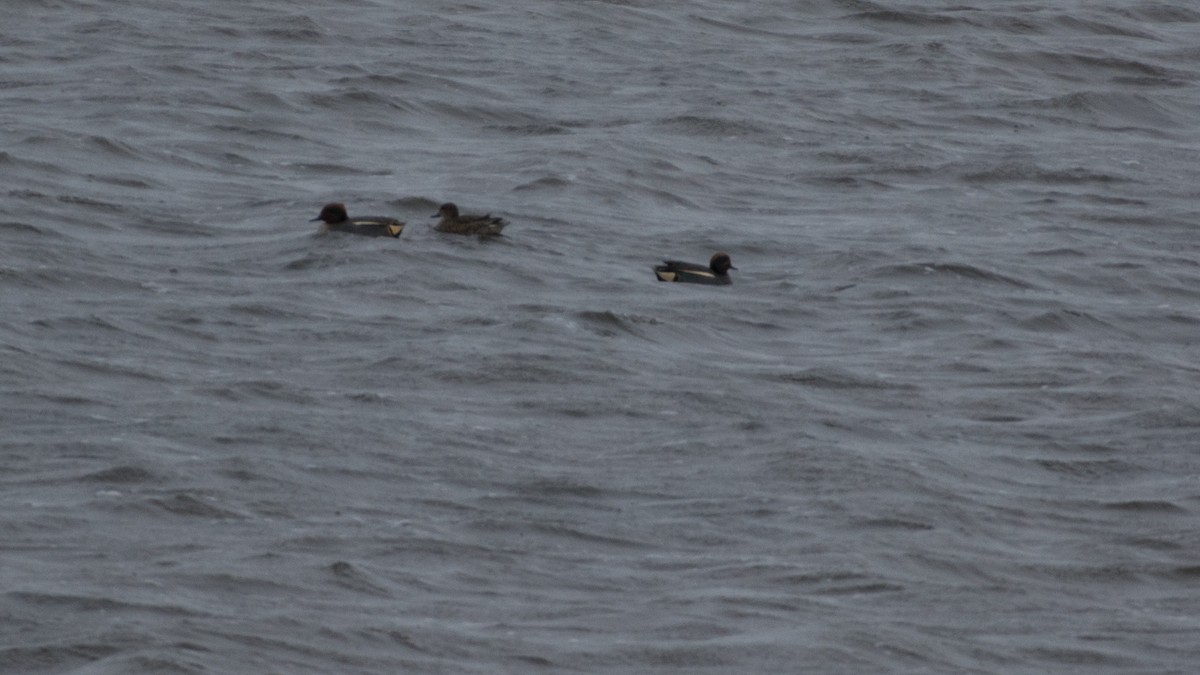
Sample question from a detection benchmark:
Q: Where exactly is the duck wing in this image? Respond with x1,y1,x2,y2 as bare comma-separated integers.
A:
658,260,711,273
653,260,730,284
439,214,507,235
335,217,405,238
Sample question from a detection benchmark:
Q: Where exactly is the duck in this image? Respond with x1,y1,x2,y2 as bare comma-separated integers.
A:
653,252,736,285
310,203,405,238
431,202,507,235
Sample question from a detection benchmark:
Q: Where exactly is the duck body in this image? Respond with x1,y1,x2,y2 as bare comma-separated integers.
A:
311,203,405,238
432,202,507,235
653,252,735,285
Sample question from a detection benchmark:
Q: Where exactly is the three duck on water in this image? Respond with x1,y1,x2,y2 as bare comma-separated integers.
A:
310,202,734,285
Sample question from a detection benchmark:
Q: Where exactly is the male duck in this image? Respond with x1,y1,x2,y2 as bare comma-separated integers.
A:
653,252,736,285
432,202,507,235
310,203,405,238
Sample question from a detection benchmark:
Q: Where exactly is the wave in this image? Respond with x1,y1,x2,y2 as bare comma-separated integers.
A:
870,261,1037,289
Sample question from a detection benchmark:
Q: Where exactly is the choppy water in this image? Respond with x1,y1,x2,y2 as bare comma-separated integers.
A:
4,1,1200,673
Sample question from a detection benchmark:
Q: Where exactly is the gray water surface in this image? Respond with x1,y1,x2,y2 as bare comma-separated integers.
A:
3,1,1200,673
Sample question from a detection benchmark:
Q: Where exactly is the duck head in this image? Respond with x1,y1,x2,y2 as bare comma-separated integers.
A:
432,202,460,219
311,203,349,224
710,252,736,274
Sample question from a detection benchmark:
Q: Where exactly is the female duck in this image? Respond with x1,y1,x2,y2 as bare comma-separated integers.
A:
653,252,736,285
432,202,507,235
310,203,405,238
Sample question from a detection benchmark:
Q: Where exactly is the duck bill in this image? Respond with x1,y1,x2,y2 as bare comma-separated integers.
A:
309,216,322,222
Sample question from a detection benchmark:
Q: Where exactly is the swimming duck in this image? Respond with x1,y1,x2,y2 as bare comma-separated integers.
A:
653,252,736,285
431,202,507,235
310,203,405,238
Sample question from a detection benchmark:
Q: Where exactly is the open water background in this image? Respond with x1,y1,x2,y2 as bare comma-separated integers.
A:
4,1,1200,672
